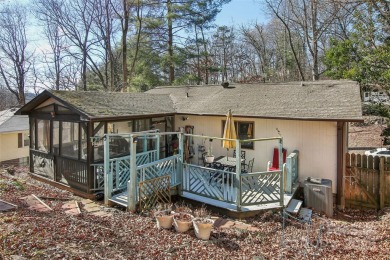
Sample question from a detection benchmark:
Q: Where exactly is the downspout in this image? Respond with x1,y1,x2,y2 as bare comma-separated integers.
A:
336,122,345,209
279,138,284,207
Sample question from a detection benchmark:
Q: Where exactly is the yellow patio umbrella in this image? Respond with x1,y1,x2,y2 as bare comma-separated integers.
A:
222,109,237,159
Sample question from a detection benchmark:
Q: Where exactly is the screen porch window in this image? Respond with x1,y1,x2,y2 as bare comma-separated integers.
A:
222,121,254,149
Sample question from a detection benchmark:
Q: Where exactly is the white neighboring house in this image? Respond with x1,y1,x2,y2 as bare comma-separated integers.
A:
0,108,29,166
363,90,389,103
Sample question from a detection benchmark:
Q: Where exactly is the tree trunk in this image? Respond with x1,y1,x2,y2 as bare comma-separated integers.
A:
82,48,87,91
122,0,129,92
311,0,319,80
167,0,174,84
194,25,201,85
129,0,142,87
200,27,209,84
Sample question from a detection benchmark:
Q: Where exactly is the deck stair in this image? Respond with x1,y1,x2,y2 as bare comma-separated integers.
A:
284,198,313,223
298,208,312,223
285,199,303,215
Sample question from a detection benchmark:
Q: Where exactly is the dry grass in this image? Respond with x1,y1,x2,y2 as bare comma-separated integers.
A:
1,167,389,259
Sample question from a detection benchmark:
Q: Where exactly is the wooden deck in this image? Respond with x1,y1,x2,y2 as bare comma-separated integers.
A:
110,181,300,216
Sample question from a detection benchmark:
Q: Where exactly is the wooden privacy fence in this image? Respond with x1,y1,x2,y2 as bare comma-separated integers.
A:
344,153,390,210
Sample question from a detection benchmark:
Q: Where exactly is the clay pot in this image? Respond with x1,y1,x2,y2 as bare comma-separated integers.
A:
173,213,193,233
154,210,174,229
192,218,214,240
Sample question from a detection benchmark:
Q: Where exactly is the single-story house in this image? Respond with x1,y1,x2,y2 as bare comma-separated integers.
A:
363,89,389,103
16,80,363,207
0,108,30,166
147,81,362,198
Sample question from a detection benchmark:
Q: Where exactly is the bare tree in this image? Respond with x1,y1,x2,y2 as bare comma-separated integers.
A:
264,0,346,81
35,0,99,91
0,87,19,110
0,4,33,106
89,0,118,91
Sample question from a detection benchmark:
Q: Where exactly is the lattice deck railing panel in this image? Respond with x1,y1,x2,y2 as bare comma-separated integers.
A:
139,175,171,213
137,155,179,186
183,165,236,203
112,159,131,192
100,150,158,193
240,171,281,206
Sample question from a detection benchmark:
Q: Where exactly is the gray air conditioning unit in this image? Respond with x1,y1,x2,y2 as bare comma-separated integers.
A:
303,178,333,217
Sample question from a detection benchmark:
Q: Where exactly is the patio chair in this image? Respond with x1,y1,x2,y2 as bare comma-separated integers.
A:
211,162,224,170
209,162,224,186
267,148,287,171
233,150,246,161
242,158,254,173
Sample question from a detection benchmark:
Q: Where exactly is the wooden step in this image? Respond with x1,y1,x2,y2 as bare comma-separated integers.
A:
285,199,303,215
298,208,312,223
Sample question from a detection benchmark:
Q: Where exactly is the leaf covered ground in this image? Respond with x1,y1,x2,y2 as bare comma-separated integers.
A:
0,167,389,259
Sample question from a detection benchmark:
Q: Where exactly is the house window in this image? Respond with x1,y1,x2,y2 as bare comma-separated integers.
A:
18,133,23,148
18,133,30,148
222,121,254,149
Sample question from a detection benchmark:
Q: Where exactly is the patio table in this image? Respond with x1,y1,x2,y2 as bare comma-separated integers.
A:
214,156,244,168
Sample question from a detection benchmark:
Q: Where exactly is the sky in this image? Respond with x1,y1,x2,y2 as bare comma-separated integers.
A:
215,0,267,26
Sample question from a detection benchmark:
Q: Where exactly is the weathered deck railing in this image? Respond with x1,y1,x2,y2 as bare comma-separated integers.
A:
135,154,180,201
92,150,158,192
285,150,299,193
183,164,284,207
101,150,158,199
240,170,283,206
137,155,180,184
183,164,236,203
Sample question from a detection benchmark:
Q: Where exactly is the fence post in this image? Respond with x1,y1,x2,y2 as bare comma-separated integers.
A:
380,157,385,209
235,139,242,211
177,133,184,196
128,136,138,212
103,135,112,205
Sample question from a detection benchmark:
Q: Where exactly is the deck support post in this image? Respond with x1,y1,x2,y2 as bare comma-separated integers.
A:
279,138,284,207
128,136,138,212
177,133,184,195
104,135,112,205
156,134,160,161
235,139,242,211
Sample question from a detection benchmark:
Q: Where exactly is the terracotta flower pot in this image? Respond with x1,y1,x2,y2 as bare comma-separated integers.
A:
173,213,193,233
154,210,174,229
193,218,214,240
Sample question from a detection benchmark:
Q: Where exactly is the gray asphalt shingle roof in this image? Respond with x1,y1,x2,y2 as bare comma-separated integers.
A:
50,91,176,117
0,108,29,133
147,80,363,121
